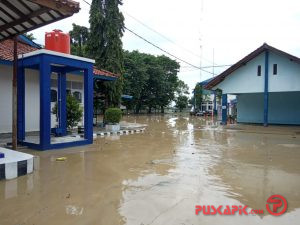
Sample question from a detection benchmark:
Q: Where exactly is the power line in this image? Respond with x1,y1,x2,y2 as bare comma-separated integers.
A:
181,64,232,69
124,12,202,59
124,26,214,74
124,12,219,66
81,0,214,75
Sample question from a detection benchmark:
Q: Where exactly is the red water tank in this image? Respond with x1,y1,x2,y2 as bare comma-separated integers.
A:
45,29,70,54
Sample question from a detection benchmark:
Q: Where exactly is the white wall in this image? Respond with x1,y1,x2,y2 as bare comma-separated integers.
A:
214,53,265,94
25,69,40,132
0,65,13,133
214,51,300,94
269,52,300,92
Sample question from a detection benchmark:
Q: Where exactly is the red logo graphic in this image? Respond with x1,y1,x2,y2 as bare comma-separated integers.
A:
266,195,287,216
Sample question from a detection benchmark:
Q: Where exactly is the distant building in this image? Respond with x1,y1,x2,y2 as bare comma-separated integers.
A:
206,43,300,125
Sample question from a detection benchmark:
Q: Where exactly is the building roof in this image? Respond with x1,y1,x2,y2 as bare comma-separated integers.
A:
93,67,119,79
205,43,300,89
0,37,119,79
0,38,37,61
0,0,80,41
198,77,214,86
20,49,95,63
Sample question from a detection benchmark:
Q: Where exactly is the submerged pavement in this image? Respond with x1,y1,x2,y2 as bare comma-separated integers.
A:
0,115,300,225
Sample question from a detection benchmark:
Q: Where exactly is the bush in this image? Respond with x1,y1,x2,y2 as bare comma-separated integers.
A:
105,108,122,124
52,95,83,129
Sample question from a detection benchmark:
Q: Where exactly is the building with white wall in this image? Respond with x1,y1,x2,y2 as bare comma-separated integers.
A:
0,36,118,150
206,43,300,126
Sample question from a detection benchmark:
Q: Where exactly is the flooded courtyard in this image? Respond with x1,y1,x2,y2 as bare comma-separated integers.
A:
1,115,300,225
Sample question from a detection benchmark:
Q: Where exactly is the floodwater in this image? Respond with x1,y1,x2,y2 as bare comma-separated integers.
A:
1,115,300,225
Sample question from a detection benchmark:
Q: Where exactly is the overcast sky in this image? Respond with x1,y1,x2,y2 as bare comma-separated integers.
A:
31,0,300,93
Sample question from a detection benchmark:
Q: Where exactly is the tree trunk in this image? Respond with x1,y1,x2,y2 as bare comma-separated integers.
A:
160,106,164,113
148,107,152,114
135,103,141,114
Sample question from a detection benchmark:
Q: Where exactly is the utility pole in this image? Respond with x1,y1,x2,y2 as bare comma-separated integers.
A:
212,48,215,77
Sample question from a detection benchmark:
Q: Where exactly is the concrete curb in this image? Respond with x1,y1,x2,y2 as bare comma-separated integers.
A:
0,148,34,180
95,128,145,137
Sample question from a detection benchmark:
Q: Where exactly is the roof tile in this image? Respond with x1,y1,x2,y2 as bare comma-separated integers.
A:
0,39,119,79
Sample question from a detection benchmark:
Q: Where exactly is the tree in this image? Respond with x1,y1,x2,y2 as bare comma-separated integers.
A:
175,95,189,112
69,23,89,57
123,50,149,113
123,51,181,114
176,80,189,96
156,55,180,113
23,32,36,41
193,83,203,110
87,0,125,107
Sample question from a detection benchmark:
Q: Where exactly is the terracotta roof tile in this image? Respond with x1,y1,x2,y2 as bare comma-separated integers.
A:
0,39,119,79
93,67,120,78
0,39,38,61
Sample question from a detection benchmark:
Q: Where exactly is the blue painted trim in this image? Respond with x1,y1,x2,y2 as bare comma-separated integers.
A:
221,94,228,125
0,59,12,65
17,67,25,141
18,35,41,49
264,50,269,126
20,139,92,150
45,54,92,69
18,52,95,150
39,56,51,148
121,95,133,100
84,68,93,142
94,75,117,81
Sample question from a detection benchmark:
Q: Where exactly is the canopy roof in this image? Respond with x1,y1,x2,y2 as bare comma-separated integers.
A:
0,0,80,41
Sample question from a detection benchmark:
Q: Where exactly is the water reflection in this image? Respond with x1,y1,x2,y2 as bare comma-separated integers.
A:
0,115,299,225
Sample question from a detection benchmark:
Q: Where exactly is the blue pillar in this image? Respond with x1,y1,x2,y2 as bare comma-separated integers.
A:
84,67,93,143
221,94,228,125
263,51,269,127
17,67,25,141
58,72,67,135
39,56,51,148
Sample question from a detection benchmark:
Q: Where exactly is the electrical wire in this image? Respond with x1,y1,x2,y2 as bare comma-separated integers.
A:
81,0,216,75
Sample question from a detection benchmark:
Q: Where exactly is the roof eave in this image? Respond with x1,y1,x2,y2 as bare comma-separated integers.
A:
205,43,300,90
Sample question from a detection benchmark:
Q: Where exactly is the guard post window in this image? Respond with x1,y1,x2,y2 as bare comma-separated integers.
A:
273,64,277,75
257,65,261,76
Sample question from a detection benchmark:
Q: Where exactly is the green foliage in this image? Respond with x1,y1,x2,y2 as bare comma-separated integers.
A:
87,0,125,107
215,89,222,103
69,23,89,57
104,108,122,124
194,83,203,110
52,95,83,129
123,50,182,113
175,95,189,112
23,33,36,41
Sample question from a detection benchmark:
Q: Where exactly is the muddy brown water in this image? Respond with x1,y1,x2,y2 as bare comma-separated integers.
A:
1,115,300,225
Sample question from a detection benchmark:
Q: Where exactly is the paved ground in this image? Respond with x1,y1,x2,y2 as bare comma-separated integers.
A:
0,115,300,225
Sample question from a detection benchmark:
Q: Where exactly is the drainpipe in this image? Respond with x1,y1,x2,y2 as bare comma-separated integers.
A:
263,50,269,127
